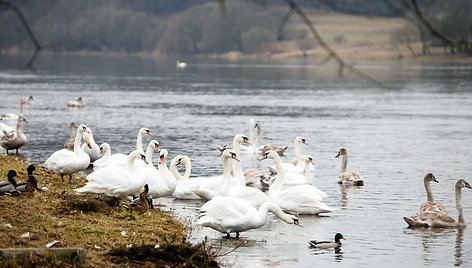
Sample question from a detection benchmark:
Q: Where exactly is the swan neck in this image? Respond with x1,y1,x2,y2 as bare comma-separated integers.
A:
103,145,111,160
136,132,144,151
183,160,191,180
341,154,348,173
456,186,465,224
69,125,75,138
249,121,255,145
73,130,83,154
424,177,434,202
126,154,137,172
231,156,245,185
219,156,232,195
253,125,261,150
263,202,292,224
145,145,154,166
170,158,183,181
294,139,302,160
19,102,24,117
303,161,311,184
268,155,286,196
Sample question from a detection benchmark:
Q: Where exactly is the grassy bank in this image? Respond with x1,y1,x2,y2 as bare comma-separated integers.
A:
0,155,217,267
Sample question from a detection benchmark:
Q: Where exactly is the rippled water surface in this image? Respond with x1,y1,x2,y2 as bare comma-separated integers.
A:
1,55,472,267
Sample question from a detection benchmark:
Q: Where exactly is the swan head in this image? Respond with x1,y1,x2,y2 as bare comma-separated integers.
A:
234,134,251,145
335,148,347,158
82,130,92,149
174,155,190,166
77,124,89,133
424,173,438,183
27,164,35,174
296,136,307,145
139,127,153,137
456,179,472,190
159,149,168,164
221,150,239,162
99,143,110,153
304,155,314,165
18,116,28,123
259,150,280,161
150,140,160,152
139,153,148,165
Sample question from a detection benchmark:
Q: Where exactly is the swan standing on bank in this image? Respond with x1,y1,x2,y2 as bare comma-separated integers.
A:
171,155,204,200
144,149,178,198
403,178,472,228
75,150,148,197
44,124,90,184
262,150,333,215
81,127,101,162
335,148,364,186
67,97,85,108
105,127,152,166
198,195,301,238
1,116,27,155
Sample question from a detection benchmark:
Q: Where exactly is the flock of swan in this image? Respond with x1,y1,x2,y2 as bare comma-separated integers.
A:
2,96,471,247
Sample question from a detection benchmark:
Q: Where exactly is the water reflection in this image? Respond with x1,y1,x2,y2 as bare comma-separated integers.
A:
454,228,464,267
310,247,344,262
338,184,363,208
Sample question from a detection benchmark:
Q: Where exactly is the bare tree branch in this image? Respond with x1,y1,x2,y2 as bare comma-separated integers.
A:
277,8,294,41
282,0,387,88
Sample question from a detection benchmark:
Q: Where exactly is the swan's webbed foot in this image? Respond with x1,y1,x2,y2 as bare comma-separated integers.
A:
224,233,231,239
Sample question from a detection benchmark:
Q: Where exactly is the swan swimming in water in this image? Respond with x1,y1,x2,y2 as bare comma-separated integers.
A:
44,124,90,184
197,195,301,238
67,97,85,108
262,150,333,215
403,177,472,228
335,148,364,186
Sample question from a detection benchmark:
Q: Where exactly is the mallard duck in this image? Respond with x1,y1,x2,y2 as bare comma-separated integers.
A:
123,184,152,213
309,233,345,249
0,170,20,194
15,165,39,193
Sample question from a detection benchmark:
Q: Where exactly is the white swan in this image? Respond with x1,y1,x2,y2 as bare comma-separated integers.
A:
267,136,310,174
403,179,472,228
335,148,364,186
81,127,101,162
194,149,272,207
240,119,260,155
67,97,85,108
171,155,204,200
244,168,272,192
262,150,333,215
64,122,76,151
1,116,27,155
283,156,316,185
44,124,91,184
75,150,148,197
92,143,112,170
144,149,178,198
176,61,187,68
0,100,24,125
198,195,301,238
105,127,153,166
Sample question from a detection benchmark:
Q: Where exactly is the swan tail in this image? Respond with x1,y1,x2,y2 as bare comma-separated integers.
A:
402,216,429,228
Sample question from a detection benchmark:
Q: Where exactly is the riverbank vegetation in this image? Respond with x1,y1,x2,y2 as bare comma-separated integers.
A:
0,155,219,267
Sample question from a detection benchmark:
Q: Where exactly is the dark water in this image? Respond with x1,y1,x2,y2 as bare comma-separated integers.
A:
1,55,472,267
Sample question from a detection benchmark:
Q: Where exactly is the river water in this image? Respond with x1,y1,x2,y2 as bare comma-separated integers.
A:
1,55,472,267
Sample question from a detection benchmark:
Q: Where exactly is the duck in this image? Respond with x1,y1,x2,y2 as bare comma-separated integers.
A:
1,115,27,155
0,170,19,194
309,233,345,249
403,179,472,228
64,122,76,151
172,155,205,200
75,150,148,197
123,184,153,214
81,127,101,162
15,164,40,193
44,124,91,184
335,148,364,186
197,195,301,238
67,97,85,108
105,127,153,166
267,136,310,174
261,150,333,215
